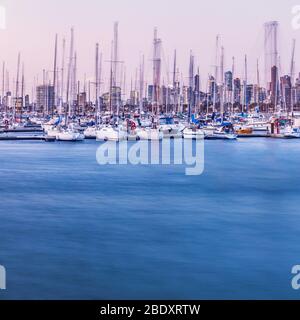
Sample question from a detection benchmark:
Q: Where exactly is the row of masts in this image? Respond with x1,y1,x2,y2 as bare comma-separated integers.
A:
1,24,298,118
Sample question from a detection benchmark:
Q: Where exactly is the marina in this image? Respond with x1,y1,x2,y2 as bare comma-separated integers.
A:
1,0,300,304
0,21,300,146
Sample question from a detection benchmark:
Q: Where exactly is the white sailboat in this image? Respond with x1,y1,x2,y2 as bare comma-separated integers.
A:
211,127,237,140
56,128,85,141
96,125,127,141
284,126,300,138
136,127,163,140
57,28,85,142
183,126,205,139
84,126,97,139
159,117,184,139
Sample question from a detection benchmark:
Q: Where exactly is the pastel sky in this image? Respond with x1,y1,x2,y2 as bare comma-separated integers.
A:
0,0,300,94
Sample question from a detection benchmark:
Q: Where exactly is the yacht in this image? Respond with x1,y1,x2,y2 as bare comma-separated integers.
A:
159,117,185,139
136,127,163,141
284,126,300,139
182,126,205,139
84,126,97,139
209,127,237,140
46,126,60,138
96,126,127,142
56,128,85,141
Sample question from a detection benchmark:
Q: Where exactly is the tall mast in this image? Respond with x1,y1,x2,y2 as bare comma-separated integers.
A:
231,56,235,110
2,61,5,107
188,50,194,122
88,80,91,106
277,56,285,112
173,49,177,88
173,50,178,113
5,70,9,96
220,46,224,115
72,52,77,116
60,38,66,114
14,52,21,121
213,35,220,113
244,54,248,113
139,54,144,112
257,59,260,87
99,52,103,114
53,34,58,116
290,39,296,114
153,28,162,116
65,27,74,124
256,59,260,105
113,22,119,88
290,39,296,85
95,43,99,123
21,63,24,116
109,41,114,116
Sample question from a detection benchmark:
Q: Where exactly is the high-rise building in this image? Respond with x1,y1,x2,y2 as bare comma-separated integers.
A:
271,66,279,106
246,85,254,105
36,85,55,113
280,75,292,110
233,78,241,104
225,71,233,91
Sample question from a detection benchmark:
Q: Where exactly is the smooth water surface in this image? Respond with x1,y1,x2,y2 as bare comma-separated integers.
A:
0,138,300,299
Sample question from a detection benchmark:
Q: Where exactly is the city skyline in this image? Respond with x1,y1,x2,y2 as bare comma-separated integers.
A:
0,0,300,94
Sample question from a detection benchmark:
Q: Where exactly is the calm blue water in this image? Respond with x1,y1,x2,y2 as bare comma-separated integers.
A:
0,138,300,300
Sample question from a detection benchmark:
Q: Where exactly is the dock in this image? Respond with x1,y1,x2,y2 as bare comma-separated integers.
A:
237,134,271,138
0,128,43,133
0,135,55,142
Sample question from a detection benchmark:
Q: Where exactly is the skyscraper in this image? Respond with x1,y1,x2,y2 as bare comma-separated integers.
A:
271,65,279,106
36,85,55,113
281,75,292,111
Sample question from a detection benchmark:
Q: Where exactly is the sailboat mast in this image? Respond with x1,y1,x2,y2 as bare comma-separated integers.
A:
139,54,144,112
109,41,113,116
230,56,235,113
256,59,260,105
188,50,194,122
60,38,66,114
173,49,177,88
153,28,161,117
21,63,24,117
213,35,219,113
99,52,103,115
2,61,5,108
290,39,296,114
65,28,74,124
53,34,58,116
220,46,224,115
244,55,248,113
72,52,77,116
14,52,21,121
95,43,99,124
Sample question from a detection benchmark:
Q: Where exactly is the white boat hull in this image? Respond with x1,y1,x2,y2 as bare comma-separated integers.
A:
56,131,85,141
136,128,163,141
183,128,205,139
96,127,127,141
84,127,97,139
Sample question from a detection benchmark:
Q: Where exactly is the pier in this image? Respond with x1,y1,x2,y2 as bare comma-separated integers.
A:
0,135,55,142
